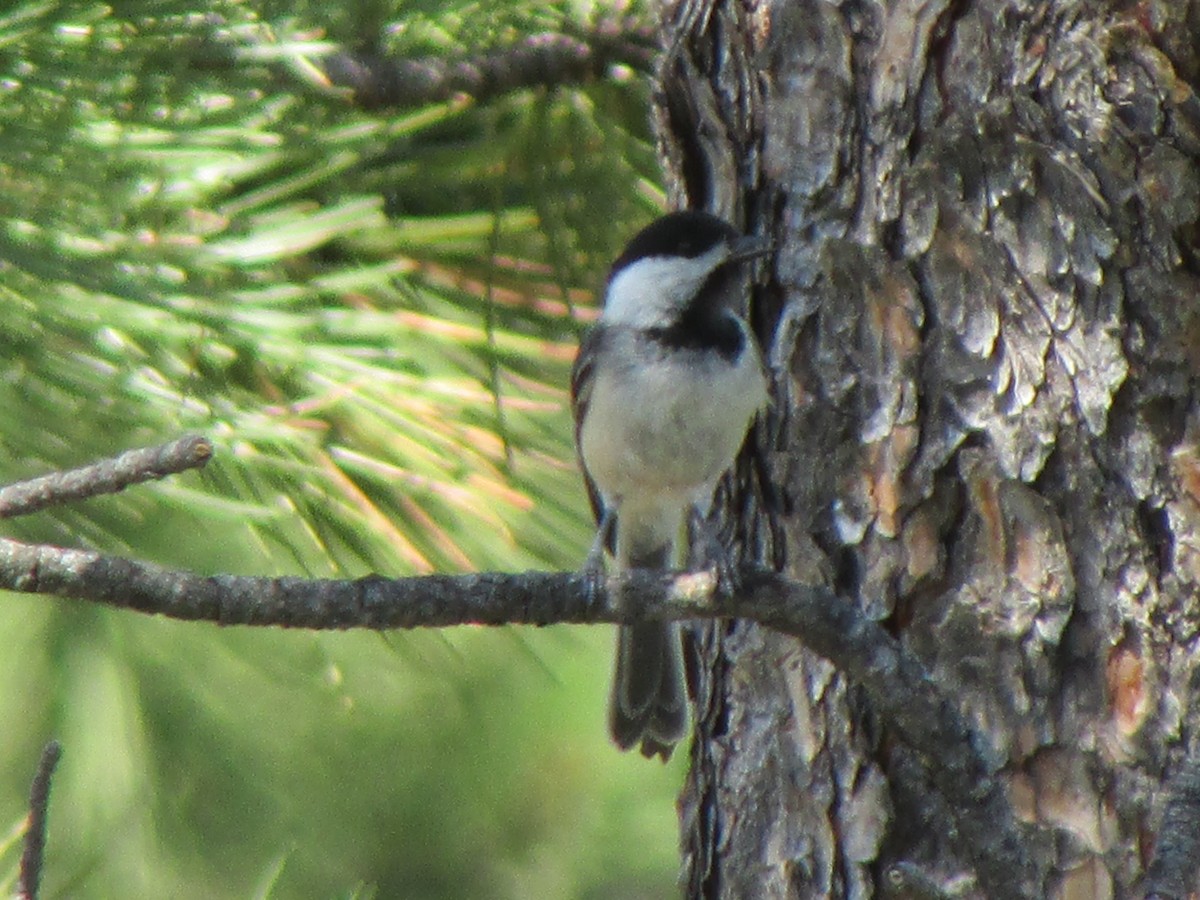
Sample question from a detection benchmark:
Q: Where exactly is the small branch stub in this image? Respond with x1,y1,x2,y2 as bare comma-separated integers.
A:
17,740,62,900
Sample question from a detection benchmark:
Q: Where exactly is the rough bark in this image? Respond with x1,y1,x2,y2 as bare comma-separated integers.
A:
660,1,1200,898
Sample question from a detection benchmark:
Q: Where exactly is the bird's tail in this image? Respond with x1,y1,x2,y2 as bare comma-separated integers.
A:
609,620,687,760
607,536,687,760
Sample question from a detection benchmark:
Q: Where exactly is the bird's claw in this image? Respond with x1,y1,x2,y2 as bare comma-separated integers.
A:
713,548,742,599
581,515,611,611
582,551,607,611
691,510,741,598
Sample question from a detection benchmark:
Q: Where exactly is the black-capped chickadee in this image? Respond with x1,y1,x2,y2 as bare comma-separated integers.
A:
570,211,770,760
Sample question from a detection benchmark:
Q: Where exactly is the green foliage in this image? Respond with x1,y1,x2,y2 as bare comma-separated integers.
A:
0,1,679,897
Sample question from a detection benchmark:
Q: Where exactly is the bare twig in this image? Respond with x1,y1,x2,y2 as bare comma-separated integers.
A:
0,436,212,519
1144,749,1200,899
17,740,61,900
318,20,658,109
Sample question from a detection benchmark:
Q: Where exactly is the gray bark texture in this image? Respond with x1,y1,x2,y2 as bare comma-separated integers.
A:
656,1,1200,898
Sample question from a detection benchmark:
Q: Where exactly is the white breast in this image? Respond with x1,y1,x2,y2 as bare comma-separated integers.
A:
578,325,766,518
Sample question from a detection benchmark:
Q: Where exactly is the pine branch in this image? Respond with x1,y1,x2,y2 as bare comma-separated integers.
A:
316,20,658,109
185,15,656,108
0,439,1038,900
17,740,61,900
0,436,212,519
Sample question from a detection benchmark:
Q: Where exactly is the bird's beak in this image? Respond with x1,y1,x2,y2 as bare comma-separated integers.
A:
726,234,773,264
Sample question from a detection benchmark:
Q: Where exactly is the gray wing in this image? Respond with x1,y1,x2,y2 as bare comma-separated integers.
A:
571,325,616,550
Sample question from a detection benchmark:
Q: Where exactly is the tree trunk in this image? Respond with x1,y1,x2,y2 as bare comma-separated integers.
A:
659,1,1200,897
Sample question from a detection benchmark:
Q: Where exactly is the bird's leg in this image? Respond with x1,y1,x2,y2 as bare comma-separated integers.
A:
582,506,615,609
689,507,740,597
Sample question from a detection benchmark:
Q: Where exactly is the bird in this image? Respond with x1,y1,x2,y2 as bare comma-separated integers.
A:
570,210,770,759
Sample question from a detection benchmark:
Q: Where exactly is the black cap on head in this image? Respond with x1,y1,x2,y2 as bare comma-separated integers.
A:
609,211,740,277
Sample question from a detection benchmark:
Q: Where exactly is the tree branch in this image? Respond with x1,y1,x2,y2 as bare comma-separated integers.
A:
0,537,1036,898
0,438,1037,899
17,740,61,900
318,20,658,109
0,435,212,519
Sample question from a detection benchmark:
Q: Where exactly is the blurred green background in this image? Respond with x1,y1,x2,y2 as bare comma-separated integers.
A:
0,2,684,896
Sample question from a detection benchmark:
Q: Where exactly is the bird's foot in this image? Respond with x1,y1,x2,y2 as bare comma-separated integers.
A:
581,512,612,610
690,511,741,598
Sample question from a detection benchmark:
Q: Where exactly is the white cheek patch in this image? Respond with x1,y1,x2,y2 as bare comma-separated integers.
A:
602,247,726,328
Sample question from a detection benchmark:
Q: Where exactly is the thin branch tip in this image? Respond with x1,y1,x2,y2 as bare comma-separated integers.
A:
0,435,214,519
180,434,213,463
